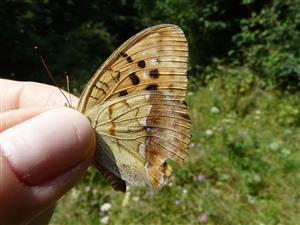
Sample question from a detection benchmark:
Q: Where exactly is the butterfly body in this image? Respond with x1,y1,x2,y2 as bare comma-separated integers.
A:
77,24,190,191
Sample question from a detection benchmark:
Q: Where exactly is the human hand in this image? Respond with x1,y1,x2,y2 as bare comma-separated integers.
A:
0,79,95,224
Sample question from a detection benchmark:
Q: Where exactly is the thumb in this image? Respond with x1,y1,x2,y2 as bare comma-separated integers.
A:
0,108,95,224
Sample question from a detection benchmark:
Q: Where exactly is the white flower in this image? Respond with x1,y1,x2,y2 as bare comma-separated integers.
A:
269,142,280,151
100,216,109,224
205,129,213,137
133,196,139,202
281,148,291,155
210,106,220,114
254,115,260,120
222,118,235,124
70,189,80,199
247,195,256,204
100,203,112,212
189,142,196,148
92,188,98,195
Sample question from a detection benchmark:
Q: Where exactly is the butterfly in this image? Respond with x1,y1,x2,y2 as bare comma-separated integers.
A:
76,24,191,192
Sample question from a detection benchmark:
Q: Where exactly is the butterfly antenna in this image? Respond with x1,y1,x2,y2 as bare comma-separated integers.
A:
65,72,73,107
34,46,71,107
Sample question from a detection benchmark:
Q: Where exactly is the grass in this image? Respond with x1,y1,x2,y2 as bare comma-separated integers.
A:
51,71,300,225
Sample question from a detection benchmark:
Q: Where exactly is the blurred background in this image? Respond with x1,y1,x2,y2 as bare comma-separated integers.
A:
1,0,299,224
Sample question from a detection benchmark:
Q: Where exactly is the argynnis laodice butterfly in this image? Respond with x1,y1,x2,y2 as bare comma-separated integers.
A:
77,24,191,192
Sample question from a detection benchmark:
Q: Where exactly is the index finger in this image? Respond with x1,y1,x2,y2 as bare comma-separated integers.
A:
1,79,78,112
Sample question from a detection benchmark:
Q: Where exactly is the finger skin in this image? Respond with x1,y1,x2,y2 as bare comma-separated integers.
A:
1,108,94,185
0,79,78,112
0,153,92,225
0,108,95,224
1,107,50,132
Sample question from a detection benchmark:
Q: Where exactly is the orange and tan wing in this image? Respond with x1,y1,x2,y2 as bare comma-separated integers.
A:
77,24,188,114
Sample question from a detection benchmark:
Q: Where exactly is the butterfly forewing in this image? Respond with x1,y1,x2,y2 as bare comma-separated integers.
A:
77,24,188,114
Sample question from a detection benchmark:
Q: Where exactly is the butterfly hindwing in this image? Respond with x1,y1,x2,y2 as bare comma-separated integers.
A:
85,91,191,190
78,24,188,114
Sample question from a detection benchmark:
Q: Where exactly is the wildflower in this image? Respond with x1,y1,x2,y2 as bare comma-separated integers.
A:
205,129,213,137
70,189,80,199
133,196,139,202
100,203,112,212
175,200,181,205
210,106,220,114
239,131,247,140
100,216,109,224
196,175,205,183
199,214,208,224
222,118,234,124
254,115,260,120
247,195,256,204
281,148,291,155
92,188,98,195
269,142,280,151
147,189,155,197
189,142,196,149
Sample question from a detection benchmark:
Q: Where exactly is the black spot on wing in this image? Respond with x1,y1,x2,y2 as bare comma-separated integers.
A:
150,69,159,79
121,52,128,57
127,56,133,63
138,60,146,68
129,72,140,85
146,84,158,90
116,71,121,81
119,90,128,96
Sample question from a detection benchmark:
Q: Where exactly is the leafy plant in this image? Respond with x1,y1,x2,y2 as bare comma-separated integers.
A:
232,0,300,92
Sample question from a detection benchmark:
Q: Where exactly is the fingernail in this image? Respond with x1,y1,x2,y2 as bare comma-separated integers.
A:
0,108,95,185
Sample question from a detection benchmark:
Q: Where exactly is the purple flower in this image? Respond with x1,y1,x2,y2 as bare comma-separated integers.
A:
196,175,205,183
147,189,155,197
199,214,208,224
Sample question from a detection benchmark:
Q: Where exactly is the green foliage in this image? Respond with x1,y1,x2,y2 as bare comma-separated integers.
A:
0,0,255,88
133,0,251,75
52,73,300,225
1,0,299,92
0,0,136,85
232,0,300,92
